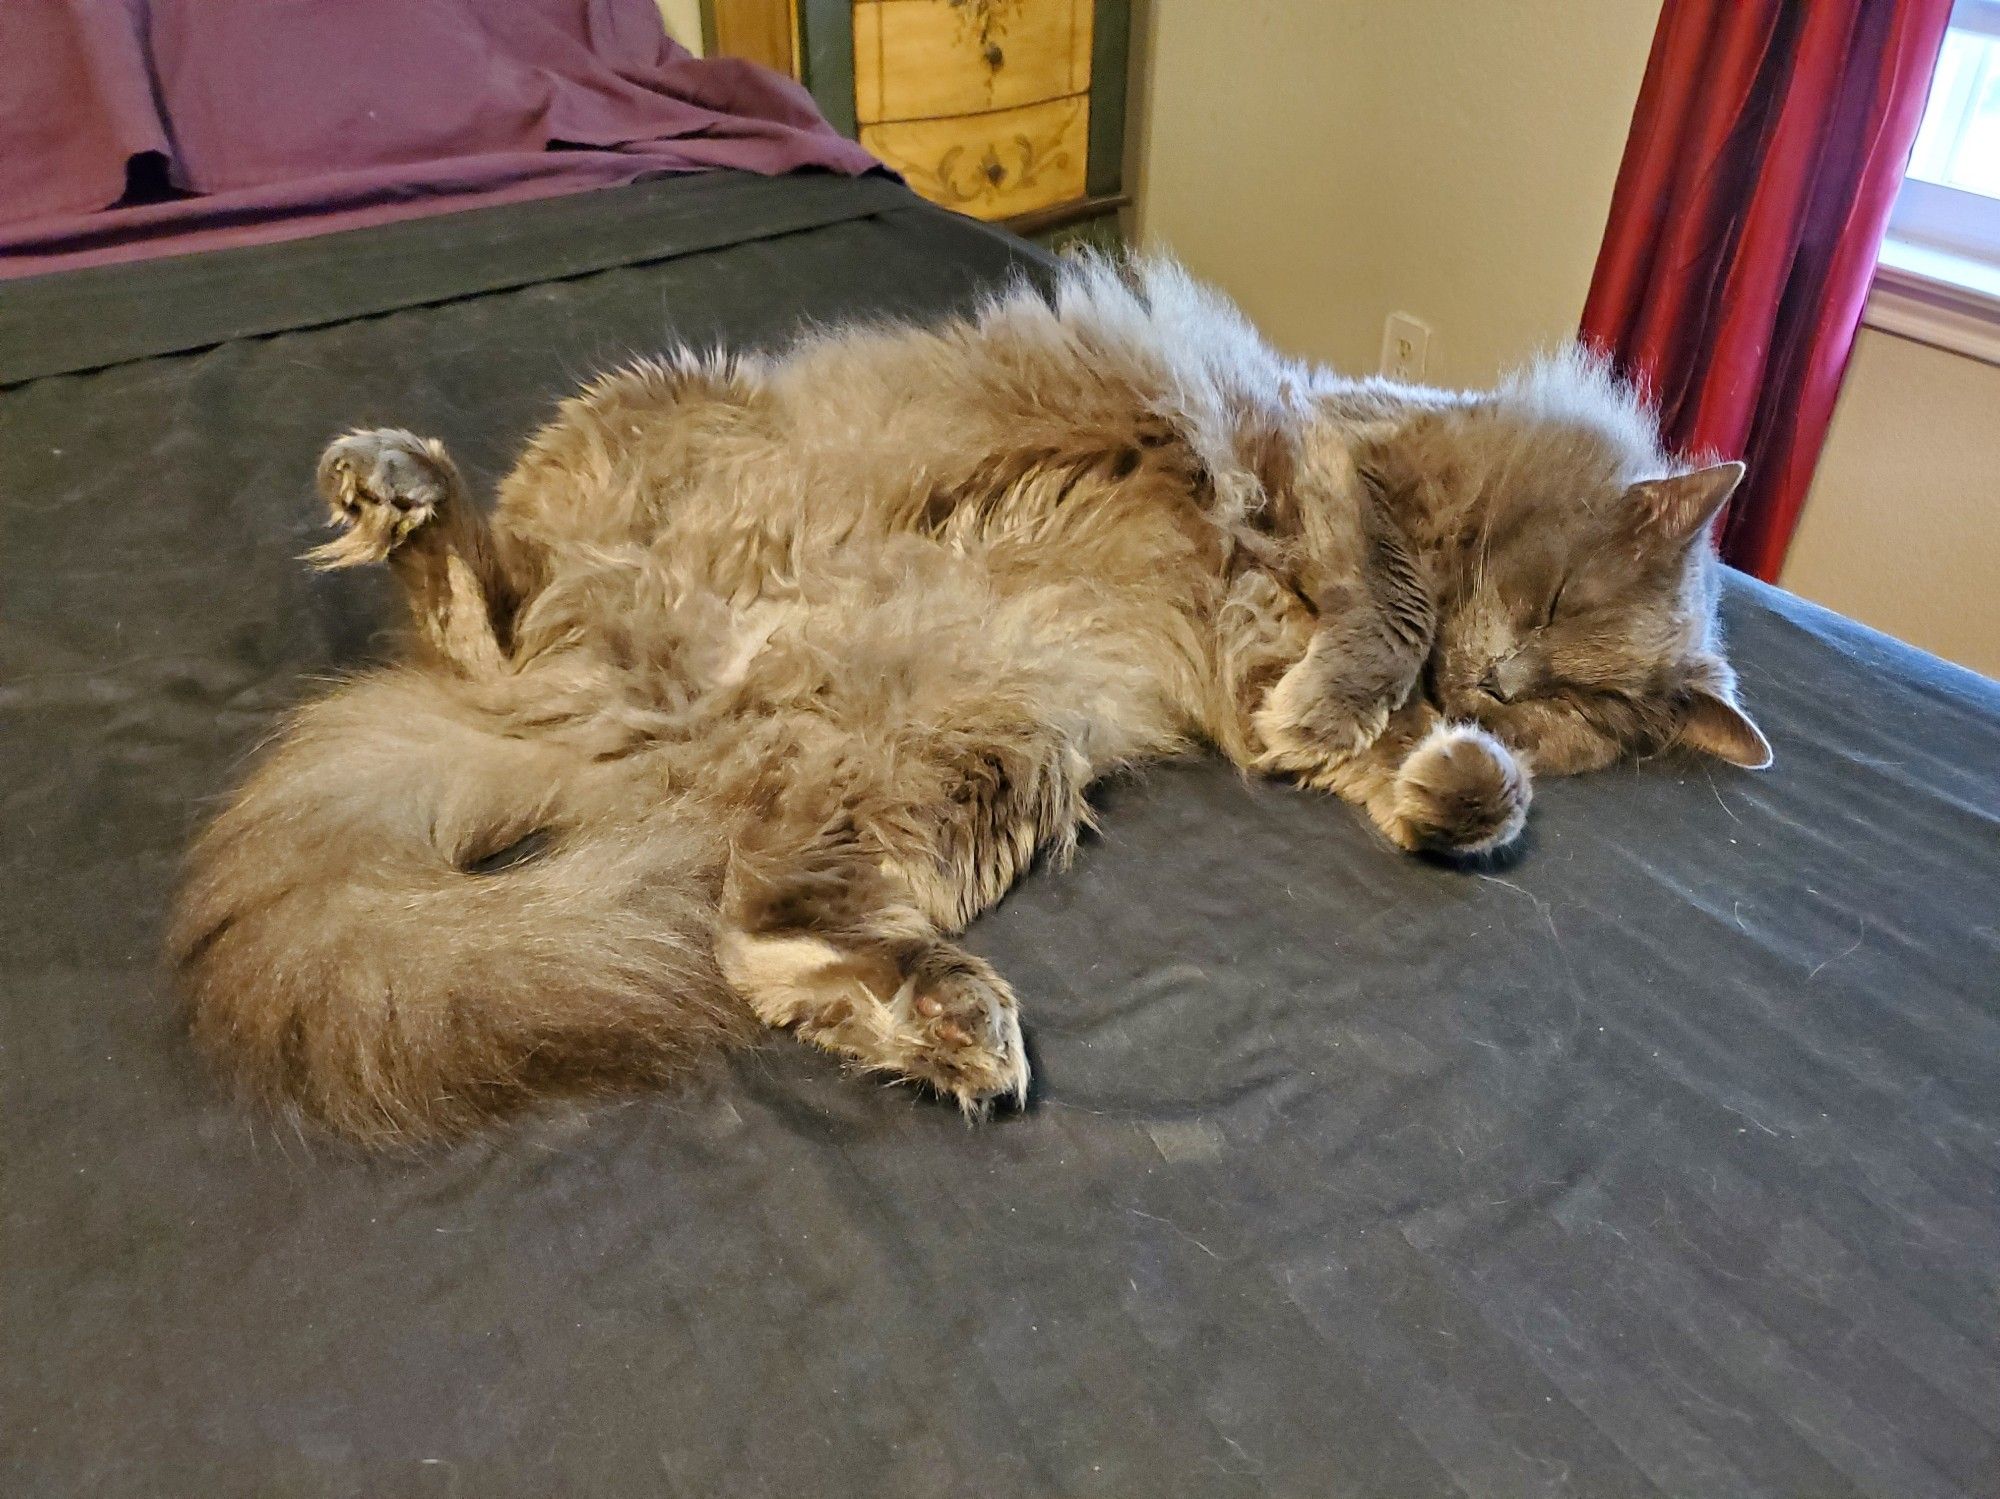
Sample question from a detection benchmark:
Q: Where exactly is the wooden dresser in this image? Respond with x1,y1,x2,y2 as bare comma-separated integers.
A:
695,0,1132,249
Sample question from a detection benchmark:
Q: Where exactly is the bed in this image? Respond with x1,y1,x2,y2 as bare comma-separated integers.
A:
4,170,1997,1498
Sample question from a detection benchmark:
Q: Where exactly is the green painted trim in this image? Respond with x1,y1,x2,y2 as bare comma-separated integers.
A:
1087,0,1131,199
698,0,720,58
1028,207,1127,257
797,0,858,138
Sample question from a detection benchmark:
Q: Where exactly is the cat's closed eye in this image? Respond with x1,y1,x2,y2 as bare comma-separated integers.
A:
1539,576,1569,629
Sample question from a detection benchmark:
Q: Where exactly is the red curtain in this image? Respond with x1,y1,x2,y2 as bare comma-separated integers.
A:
1579,0,1953,582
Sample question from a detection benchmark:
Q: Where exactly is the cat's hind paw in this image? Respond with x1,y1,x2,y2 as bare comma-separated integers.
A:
1387,721,1531,857
723,928,1031,1115
308,428,455,570
875,942,1030,1115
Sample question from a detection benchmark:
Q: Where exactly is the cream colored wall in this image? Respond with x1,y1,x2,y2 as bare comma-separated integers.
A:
1130,0,2000,678
656,0,705,52
1130,0,1659,385
1785,333,2000,678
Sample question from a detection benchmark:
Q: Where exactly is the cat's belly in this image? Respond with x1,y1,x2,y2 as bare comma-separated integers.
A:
710,598,798,691
624,522,1202,778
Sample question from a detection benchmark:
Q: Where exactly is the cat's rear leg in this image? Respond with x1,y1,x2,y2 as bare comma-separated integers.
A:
892,725,1095,932
720,921,1031,1113
716,723,1092,1111
311,428,518,675
720,817,1030,1112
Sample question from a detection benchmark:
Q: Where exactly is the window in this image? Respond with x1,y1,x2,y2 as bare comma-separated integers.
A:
1871,0,2000,362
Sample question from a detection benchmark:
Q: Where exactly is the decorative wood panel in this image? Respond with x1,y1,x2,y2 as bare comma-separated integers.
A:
852,0,1091,125
860,94,1087,221
704,0,801,77
702,0,1130,235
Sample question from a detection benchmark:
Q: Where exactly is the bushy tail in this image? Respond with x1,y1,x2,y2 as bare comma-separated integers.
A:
169,670,750,1145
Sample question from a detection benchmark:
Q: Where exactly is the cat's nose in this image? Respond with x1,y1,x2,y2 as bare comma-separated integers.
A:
1481,654,1532,703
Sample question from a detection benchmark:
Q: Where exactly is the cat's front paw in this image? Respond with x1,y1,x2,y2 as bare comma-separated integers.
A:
1386,721,1531,857
308,428,453,570
1250,632,1394,781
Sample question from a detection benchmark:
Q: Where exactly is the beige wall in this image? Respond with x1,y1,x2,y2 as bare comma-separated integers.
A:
656,0,704,52
1130,0,2000,677
1130,0,1659,385
1786,332,2000,677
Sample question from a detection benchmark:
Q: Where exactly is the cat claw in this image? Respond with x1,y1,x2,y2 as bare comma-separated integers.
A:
308,428,453,569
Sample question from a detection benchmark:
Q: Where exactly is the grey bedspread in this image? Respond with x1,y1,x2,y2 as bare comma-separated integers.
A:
3,174,1996,1498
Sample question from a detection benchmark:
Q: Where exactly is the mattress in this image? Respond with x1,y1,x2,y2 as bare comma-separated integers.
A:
4,172,1997,1498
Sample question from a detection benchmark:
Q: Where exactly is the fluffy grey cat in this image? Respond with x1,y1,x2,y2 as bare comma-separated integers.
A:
172,256,1769,1143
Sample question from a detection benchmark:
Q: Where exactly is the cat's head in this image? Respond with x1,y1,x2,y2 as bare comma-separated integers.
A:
1362,352,1771,776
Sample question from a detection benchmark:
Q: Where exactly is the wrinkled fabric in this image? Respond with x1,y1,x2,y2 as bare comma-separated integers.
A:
0,0,879,278
2,177,1998,1498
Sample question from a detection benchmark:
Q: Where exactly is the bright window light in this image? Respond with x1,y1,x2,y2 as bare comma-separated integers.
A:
1890,0,2000,273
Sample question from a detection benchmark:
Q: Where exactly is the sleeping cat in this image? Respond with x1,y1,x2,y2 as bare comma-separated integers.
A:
170,256,1769,1143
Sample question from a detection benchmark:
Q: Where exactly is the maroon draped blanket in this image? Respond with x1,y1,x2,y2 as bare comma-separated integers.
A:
0,0,880,279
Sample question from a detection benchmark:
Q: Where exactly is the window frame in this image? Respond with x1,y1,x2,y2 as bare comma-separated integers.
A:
1867,0,2000,366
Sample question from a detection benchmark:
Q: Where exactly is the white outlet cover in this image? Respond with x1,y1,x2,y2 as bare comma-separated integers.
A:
1381,312,1432,379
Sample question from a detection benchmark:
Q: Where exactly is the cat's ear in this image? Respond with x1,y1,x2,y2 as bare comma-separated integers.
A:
1677,685,1772,769
1626,461,1745,546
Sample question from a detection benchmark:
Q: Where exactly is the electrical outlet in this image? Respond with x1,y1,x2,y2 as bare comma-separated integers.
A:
1380,312,1432,380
